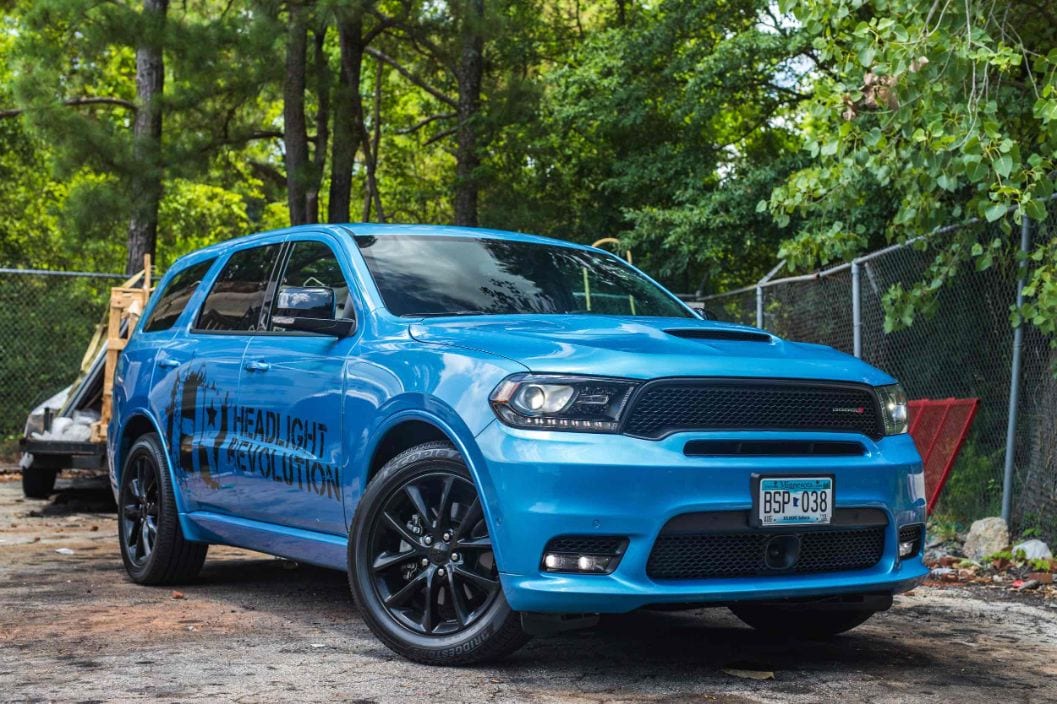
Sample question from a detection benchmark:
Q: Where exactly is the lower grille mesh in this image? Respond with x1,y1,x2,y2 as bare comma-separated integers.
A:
647,526,886,580
545,535,627,555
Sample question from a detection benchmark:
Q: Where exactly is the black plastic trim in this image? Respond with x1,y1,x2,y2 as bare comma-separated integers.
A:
620,377,885,440
684,439,866,457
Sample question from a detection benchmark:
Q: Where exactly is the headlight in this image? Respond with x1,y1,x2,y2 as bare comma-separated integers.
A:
490,374,639,432
876,383,909,435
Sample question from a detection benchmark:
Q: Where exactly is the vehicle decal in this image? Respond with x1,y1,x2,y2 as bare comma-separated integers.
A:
163,365,341,501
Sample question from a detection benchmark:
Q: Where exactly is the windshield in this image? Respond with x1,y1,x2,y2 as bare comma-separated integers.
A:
354,234,692,319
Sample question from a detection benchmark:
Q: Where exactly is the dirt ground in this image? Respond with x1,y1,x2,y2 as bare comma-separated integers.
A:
1,473,1056,704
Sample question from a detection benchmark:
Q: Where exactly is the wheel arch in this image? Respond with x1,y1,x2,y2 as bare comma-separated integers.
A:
112,409,203,541
366,419,452,482
354,408,505,570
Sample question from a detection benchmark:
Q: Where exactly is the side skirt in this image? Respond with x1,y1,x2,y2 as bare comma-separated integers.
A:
186,511,348,571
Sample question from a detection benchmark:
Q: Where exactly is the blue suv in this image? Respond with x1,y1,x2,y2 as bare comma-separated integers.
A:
110,224,927,664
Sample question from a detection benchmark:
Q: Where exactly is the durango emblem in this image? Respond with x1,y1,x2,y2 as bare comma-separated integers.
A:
831,406,866,414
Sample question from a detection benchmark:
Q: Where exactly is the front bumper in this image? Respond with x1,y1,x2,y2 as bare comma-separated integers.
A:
473,422,928,614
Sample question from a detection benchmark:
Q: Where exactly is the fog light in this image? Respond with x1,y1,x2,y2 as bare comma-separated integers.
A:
541,553,614,573
577,555,605,572
541,535,628,574
897,523,924,560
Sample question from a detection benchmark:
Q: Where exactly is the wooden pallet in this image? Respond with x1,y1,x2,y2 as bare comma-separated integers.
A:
90,255,153,443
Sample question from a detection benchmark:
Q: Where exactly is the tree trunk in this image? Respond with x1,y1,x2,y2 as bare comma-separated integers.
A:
125,0,169,275
284,2,312,225
362,58,385,222
453,0,484,227
328,10,366,223
306,24,329,223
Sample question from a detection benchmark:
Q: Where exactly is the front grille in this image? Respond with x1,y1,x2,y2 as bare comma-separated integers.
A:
647,514,886,580
623,379,884,440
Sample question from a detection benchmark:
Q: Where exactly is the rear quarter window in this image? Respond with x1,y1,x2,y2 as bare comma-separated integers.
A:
142,258,216,333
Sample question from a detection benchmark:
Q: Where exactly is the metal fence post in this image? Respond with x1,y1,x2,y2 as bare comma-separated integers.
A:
851,259,862,358
1001,215,1032,523
755,285,764,329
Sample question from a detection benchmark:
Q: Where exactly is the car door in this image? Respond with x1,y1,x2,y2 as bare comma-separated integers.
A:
159,241,284,516
232,235,359,535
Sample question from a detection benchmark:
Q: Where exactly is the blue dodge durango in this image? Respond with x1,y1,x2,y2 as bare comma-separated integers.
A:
109,224,928,664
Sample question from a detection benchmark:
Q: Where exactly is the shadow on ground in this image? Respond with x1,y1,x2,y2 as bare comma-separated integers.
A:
31,473,115,516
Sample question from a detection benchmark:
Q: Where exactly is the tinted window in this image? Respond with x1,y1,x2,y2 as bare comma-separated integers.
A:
196,244,280,331
142,259,215,332
271,240,352,330
355,235,691,318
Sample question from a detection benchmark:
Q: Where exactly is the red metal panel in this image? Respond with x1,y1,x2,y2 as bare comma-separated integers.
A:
907,398,980,514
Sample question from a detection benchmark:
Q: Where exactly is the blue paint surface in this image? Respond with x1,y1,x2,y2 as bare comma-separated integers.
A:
110,223,927,612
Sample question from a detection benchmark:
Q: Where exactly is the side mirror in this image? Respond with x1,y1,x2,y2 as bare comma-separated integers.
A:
273,286,355,337
693,306,718,321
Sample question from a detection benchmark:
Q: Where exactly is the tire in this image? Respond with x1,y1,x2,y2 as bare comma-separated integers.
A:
21,466,57,499
118,433,207,585
730,603,877,639
349,441,530,665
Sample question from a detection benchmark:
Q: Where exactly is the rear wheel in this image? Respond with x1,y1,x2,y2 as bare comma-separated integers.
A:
118,433,207,584
349,441,530,665
21,466,57,499
730,604,877,638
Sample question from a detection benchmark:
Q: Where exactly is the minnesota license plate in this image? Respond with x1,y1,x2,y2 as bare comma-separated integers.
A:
756,476,833,526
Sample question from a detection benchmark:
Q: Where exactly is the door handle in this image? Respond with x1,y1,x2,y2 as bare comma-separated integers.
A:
244,360,271,372
158,359,180,369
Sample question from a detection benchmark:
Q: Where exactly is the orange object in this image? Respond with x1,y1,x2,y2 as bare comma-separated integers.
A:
907,398,980,514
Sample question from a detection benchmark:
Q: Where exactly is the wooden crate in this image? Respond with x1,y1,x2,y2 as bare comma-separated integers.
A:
90,256,152,443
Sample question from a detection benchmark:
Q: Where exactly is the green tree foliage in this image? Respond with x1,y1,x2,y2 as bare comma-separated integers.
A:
767,0,1057,333
478,0,812,293
1,0,1051,319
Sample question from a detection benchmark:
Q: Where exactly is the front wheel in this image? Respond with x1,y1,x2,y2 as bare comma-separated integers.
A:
348,441,530,665
730,603,878,639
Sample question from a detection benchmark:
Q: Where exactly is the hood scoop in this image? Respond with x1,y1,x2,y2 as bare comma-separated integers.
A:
664,328,771,343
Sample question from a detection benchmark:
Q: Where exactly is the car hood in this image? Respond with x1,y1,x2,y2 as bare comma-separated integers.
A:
407,314,895,386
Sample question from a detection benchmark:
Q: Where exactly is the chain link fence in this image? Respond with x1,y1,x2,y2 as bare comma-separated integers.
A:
3,244,1055,538
0,269,124,453
703,215,1057,537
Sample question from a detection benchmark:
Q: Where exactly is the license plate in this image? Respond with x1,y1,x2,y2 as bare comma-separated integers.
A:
756,476,833,526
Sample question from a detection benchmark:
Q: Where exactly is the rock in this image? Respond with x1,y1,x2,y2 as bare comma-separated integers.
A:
1016,579,1041,591
1028,572,1054,584
1013,539,1052,561
963,517,1009,560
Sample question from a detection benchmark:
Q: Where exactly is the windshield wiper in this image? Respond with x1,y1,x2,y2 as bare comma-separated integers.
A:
410,310,492,318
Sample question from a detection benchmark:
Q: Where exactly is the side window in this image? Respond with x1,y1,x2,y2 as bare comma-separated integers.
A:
195,244,281,331
270,240,352,330
142,258,215,333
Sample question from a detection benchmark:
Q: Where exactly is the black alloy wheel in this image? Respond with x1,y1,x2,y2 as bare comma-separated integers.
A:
349,441,529,665
121,454,160,567
369,471,500,636
118,433,208,584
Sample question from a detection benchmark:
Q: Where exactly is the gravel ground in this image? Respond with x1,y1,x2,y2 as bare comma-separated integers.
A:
1,473,1056,704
